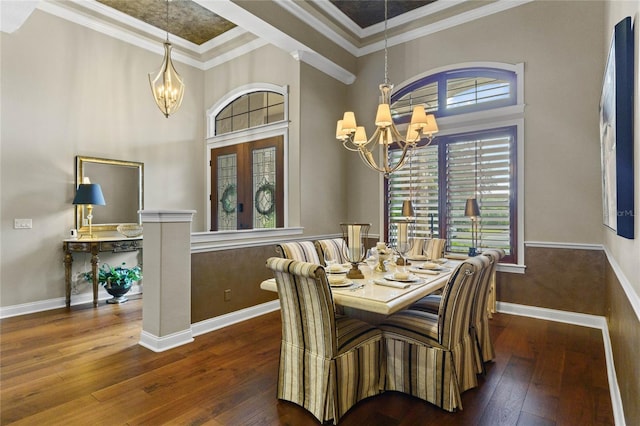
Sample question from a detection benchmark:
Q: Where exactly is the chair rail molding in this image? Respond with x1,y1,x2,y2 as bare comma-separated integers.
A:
525,241,604,251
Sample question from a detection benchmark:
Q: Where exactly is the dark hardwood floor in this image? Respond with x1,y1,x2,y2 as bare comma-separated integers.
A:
1,297,613,425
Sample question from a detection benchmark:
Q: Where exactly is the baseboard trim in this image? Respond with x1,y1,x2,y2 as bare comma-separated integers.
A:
497,302,625,426
138,329,194,352
0,287,143,319
190,300,281,337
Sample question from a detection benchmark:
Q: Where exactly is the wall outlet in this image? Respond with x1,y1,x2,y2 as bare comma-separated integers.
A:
14,218,32,229
224,289,232,301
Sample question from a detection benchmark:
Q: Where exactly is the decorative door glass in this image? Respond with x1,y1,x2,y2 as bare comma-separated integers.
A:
217,153,237,231
252,146,277,229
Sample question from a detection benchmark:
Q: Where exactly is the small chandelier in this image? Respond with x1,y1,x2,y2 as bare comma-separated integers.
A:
335,0,438,178
149,0,184,118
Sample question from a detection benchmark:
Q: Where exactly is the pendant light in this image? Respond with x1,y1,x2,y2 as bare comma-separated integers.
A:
149,0,184,118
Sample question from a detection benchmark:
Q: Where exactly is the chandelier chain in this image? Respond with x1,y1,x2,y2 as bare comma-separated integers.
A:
165,0,170,42
384,0,389,85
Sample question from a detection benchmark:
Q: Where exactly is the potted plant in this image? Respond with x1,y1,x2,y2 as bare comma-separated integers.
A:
84,262,142,304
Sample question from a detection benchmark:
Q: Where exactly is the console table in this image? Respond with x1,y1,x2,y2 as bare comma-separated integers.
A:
63,236,143,307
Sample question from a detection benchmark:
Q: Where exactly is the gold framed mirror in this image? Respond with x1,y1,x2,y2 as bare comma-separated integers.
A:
75,156,144,233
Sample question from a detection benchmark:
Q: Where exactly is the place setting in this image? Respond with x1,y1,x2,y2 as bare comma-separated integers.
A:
373,269,424,289
409,258,451,276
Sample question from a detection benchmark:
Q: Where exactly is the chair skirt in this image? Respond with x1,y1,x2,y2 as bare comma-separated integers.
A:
477,316,495,362
277,335,383,424
409,296,480,392
384,337,462,412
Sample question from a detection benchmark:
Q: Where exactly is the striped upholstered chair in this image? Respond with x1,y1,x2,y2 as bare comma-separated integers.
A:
275,241,321,263
474,249,505,365
406,238,446,260
424,238,446,260
408,255,492,385
406,238,427,258
379,257,485,412
314,238,350,265
266,257,384,424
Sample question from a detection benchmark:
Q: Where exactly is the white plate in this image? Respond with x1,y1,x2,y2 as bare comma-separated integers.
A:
384,274,421,283
329,279,353,288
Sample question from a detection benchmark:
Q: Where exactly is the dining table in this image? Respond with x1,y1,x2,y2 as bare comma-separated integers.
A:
260,258,460,324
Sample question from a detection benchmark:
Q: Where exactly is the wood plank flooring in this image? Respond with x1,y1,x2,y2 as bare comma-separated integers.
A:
1,297,614,425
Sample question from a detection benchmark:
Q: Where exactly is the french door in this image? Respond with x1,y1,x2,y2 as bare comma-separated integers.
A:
210,136,284,231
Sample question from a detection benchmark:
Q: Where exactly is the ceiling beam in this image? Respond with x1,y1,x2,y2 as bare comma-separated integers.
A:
194,0,356,84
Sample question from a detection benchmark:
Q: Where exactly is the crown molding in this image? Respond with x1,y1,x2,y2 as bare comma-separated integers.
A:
359,0,535,57
34,0,266,72
30,0,533,82
310,0,468,40
291,50,356,85
0,0,38,33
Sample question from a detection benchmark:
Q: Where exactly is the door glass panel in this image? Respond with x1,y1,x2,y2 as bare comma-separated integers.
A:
217,153,237,231
252,146,277,229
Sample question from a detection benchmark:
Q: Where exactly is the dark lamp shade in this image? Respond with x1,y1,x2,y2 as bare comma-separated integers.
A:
464,198,480,217
73,184,106,206
401,200,415,217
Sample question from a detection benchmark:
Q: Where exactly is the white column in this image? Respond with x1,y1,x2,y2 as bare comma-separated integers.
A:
138,210,196,352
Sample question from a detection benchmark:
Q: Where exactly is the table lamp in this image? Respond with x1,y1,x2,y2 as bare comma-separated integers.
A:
465,198,480,256
73,183,106,239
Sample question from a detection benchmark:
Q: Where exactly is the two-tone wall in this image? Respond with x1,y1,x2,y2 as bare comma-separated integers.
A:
2,1,638,424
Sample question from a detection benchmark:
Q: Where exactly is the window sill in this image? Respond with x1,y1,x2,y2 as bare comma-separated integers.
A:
191,227,304,253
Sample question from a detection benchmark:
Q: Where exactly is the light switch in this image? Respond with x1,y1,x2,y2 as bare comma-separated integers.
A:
14,218,33,229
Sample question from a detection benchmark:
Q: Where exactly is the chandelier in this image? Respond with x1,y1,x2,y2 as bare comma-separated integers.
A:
149,0,185,118
335,0,438,178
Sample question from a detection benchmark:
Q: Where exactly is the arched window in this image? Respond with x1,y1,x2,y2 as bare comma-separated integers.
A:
206,84,288,232
214,91,284,135
386,64,524,265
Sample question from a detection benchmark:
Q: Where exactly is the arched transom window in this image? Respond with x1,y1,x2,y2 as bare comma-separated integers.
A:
387,64,524,265
207,84,289,232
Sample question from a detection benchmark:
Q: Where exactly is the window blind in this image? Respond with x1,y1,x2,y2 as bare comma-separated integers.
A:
388,145,439,241
388,129,513,257
445,133,512,256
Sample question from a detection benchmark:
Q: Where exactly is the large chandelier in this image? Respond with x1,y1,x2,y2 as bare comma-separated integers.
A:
149,0,185,118
335,0,438,178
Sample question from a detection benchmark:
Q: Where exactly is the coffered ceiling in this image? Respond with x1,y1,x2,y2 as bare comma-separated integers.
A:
95,0,439,45
4,0,532,84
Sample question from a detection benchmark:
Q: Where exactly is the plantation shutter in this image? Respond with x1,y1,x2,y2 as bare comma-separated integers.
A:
388,128,514,258
445,130,513,256
388,145,440,241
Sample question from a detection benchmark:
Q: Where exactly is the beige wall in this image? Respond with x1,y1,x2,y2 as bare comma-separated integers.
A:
298,62,350,235
602,0,640,311
347,1,606,244
601,2,639,425
203,44,303,230
0,10,205,306
202,46,349,236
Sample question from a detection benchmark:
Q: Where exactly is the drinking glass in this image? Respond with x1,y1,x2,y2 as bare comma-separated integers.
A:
365,248,378,274
397,241,411,266
324,252,337,268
